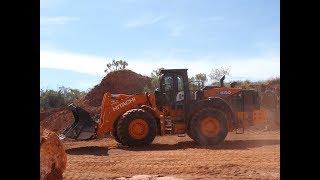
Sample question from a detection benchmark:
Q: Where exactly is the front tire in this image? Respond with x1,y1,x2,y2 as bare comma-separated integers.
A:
117,109,157,147
190,108,228,146
111,121,121,143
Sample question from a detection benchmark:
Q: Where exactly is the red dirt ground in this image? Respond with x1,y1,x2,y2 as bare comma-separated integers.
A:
62,130,280,180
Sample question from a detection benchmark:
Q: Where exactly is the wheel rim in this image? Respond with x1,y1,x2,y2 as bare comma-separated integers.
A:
128,119,149,139
200,117,220,137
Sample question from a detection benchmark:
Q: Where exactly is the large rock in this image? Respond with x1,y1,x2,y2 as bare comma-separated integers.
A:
40,127,67,180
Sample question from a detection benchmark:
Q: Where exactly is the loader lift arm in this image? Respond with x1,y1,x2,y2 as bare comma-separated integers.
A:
60,92,162,141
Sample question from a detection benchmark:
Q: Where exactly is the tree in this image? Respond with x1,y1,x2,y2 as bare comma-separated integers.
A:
239,80,252,89
149,67,165,92
188,77,198,92
58,86,86,103
151,67,164,78
194,73,207,89
40,86,86,111
40,89,66,110
104,59,128,73
209,67,230,84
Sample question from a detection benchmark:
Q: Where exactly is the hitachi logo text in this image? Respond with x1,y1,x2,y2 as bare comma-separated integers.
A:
219,91,232,95
112,97,136,111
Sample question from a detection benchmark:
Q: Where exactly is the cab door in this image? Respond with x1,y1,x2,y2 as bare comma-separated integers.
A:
159,74,187,134
160,74,175,108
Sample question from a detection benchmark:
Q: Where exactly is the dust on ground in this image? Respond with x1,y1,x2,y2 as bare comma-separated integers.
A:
62,130,280,180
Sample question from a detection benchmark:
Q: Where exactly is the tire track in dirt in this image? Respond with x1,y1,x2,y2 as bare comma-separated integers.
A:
63,130,279,180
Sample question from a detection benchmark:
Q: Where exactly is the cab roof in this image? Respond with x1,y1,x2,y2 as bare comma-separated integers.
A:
160,69,188,74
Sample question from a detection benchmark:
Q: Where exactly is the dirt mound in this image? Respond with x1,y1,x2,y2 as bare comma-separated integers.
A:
40,108,74,133
40,105,100,133
40,127,67,180
84,69,151,107
40,108,65,122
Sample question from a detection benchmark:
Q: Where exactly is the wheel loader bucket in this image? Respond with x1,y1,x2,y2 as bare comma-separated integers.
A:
59,104,97,141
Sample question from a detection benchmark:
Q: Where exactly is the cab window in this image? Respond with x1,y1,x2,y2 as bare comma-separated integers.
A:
163,76,173,92
177,76,184,92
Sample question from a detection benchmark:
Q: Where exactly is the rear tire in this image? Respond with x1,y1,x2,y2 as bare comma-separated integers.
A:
190,108,228,146
117,109,157,147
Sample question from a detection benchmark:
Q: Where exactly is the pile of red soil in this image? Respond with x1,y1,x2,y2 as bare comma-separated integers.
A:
40,70,151,133
40,108,74,133
40,108,65,122
40,127,67,180
84,69,151,107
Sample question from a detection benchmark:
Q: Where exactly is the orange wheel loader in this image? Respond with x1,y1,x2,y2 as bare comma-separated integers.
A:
60,69,268,146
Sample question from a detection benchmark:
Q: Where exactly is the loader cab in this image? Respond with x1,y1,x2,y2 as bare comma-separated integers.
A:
156,69,191,108
154,69,191,133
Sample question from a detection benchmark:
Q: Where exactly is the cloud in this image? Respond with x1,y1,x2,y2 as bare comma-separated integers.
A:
124,15,166,28
41,49,279,83
128,54,280,81
40,50,106,76
41,16,79,25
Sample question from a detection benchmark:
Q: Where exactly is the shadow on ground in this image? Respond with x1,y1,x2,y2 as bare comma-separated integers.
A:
118,139,280,151
66,146,109,156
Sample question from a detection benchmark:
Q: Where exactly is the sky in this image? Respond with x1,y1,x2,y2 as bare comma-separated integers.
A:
40,0,280,91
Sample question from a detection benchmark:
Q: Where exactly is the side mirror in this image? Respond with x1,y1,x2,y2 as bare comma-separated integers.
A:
154,88,166,107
